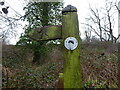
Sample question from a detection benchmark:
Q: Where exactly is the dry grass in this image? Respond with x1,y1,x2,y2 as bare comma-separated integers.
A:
81,42,118,88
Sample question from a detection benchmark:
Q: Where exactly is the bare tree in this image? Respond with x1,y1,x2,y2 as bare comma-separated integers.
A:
83,0,119,43
83,22,92,43
115,1,120,14
0,1,23,44
84,30,91,43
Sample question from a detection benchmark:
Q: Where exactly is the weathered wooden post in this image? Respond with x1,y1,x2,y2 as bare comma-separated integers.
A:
118,1,120,88
118,1,120,41
28,4,82,88
62,5,82,88
0,40,2,89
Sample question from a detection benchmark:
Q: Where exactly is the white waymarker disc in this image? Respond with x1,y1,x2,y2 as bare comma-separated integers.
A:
64,37,78,50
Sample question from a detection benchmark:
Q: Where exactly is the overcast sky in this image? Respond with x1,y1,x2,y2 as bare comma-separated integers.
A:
1,0,119,44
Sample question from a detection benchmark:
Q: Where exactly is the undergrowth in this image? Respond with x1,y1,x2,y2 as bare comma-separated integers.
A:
2,43,118,88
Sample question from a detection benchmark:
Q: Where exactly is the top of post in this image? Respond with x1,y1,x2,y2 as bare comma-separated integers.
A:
62,5,77,14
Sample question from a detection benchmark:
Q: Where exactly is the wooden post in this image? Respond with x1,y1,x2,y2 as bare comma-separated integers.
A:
57,73,64,89
118,1,120,88
29,5,82,88
28,25,62,41
0,40,2,89
62,5,82,88
118,1,120,42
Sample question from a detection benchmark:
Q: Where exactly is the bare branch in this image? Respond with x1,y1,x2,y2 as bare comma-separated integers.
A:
115,3,120,14
83,0,118,43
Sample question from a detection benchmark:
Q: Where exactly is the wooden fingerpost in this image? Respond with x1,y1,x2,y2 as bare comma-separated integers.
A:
62,5,82,88
28,4,82,88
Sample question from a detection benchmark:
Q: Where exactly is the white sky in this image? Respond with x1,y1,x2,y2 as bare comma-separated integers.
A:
1,0,119,44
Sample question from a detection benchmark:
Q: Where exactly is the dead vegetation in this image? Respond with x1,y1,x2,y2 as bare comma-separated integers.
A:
2,42,118,88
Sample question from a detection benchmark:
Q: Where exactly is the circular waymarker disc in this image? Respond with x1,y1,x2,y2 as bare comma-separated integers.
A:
64,37,78,50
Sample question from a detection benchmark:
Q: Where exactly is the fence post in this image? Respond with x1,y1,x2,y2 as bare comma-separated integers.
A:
62,5,82,88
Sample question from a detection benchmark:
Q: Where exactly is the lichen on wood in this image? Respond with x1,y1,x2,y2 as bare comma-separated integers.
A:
62,12,82,88
28,25,62,41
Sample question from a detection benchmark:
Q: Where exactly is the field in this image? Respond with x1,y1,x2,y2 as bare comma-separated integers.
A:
2,42,118,88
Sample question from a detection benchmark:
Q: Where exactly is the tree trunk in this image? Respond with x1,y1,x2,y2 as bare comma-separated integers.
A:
41,3,49,26
32,50,40,64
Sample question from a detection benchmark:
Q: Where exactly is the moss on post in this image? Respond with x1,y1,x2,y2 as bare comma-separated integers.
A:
62,5,82,88
28,25,62,41
28,4,82,88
